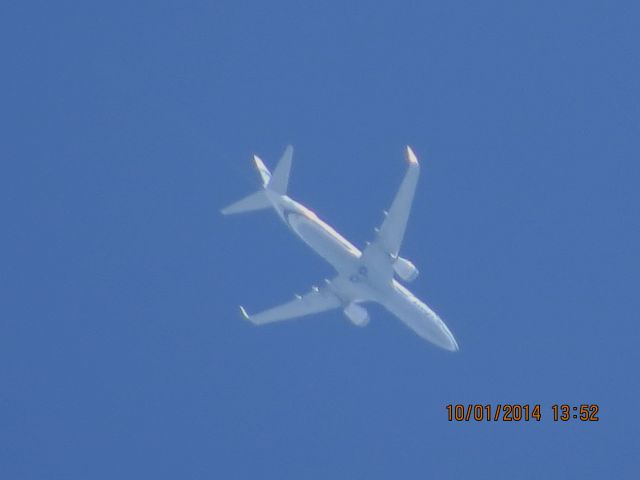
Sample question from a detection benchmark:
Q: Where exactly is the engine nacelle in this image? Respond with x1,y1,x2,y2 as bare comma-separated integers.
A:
343,303,369,327
393,256,419,282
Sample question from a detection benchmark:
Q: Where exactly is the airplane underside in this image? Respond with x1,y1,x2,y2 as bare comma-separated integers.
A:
222,145,459,351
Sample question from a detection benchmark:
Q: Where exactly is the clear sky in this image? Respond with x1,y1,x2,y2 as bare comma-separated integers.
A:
2,1,639,478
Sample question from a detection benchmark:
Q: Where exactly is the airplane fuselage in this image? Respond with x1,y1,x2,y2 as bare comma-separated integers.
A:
265,190,457,350
271,193,361,273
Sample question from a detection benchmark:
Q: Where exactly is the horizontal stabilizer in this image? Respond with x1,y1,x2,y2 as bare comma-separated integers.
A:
221,190,271,215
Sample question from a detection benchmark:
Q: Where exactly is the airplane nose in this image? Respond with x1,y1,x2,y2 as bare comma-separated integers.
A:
436,325,459,352
425,316,460,352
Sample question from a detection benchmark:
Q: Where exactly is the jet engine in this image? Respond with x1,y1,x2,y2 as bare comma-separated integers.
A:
343,303,369,327
393,256,419,282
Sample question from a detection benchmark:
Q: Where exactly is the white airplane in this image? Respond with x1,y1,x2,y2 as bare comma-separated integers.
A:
221,146,458,351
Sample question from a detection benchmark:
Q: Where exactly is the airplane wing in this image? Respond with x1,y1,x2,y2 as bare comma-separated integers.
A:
361,146,420,277
376,146,420,257
240,283,342,325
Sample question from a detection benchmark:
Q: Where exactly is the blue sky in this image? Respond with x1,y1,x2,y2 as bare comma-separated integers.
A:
2,1,639,478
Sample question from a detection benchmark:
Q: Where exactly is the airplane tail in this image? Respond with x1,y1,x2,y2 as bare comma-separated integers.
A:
267,145,292,194
220,146,293,215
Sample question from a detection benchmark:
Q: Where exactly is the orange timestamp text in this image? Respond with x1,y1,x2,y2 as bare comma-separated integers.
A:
446,404,600,422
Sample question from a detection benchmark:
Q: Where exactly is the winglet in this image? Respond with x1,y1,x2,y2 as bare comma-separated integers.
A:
405,146,419,166
239,306,250,320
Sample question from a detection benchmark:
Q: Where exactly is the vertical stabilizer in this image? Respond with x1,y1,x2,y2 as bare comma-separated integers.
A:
267,145,293,194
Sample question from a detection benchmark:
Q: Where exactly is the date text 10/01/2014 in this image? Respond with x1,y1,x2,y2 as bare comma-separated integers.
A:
446,404,600,422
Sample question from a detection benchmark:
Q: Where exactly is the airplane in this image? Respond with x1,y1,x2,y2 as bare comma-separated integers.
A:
221,146,459,351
